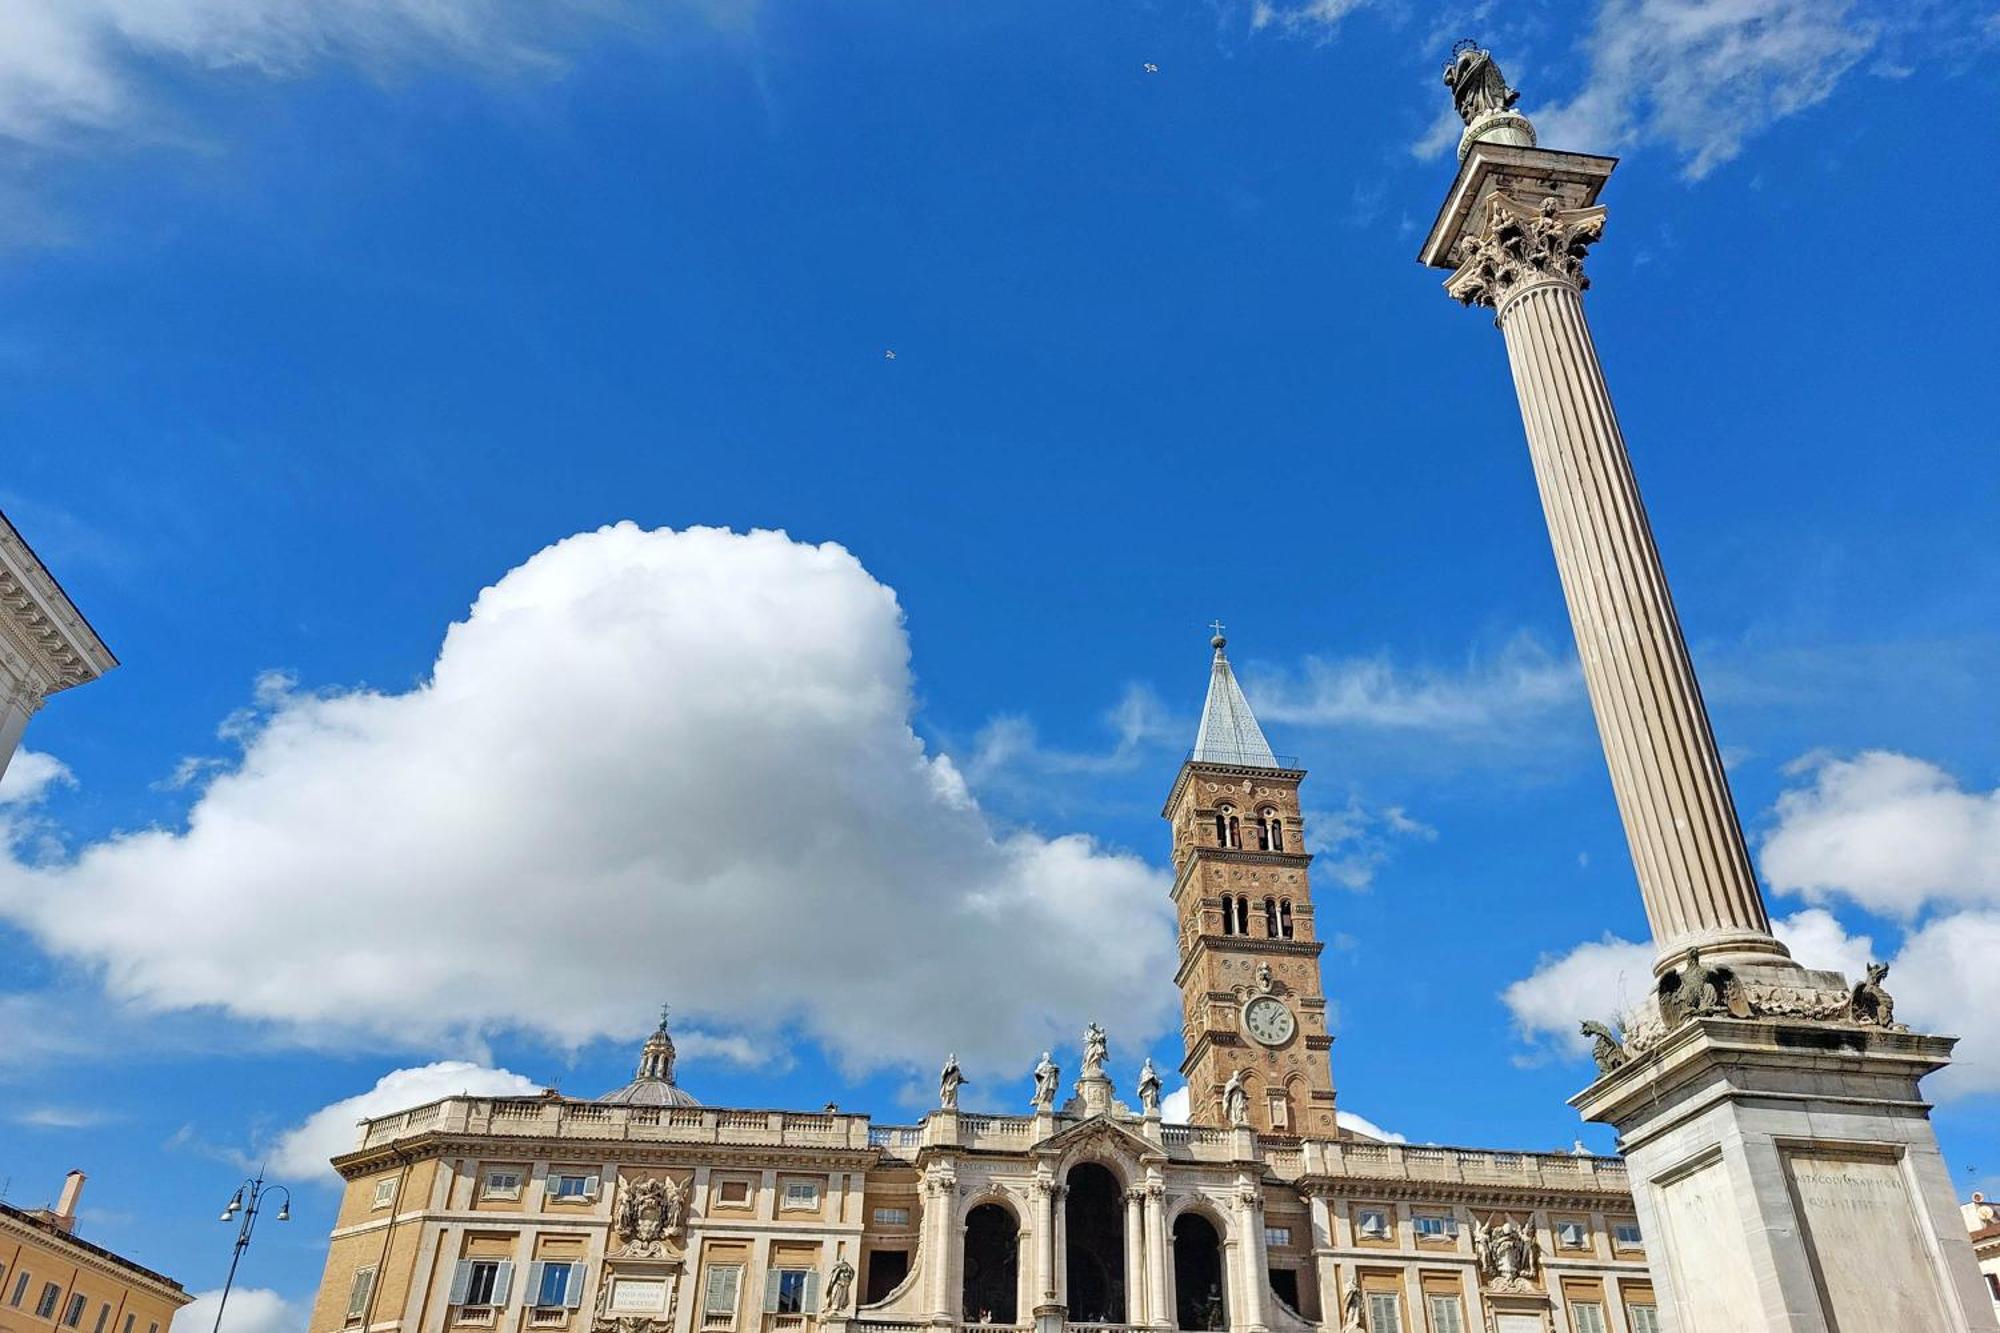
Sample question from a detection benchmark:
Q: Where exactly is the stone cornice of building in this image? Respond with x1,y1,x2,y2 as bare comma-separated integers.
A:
1173,936,1324,988
333,1133,881,1181
1294,1139,1631,1211
0,1202,187,1302
1169,849,1316,902
1160,760,1307,819
0,513,117,696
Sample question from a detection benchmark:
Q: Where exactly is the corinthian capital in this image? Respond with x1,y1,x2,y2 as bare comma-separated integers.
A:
1445,192,1606,311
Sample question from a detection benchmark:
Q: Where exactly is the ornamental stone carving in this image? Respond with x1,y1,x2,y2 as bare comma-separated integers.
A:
1579,1020,1628,1076
1221,1070,1249,1128
821,1260,855,1316
613,1176,685,1257
1032,1051,1060,1110
1849,961,1901,1028
939,1053,965,1110
1445,193,1606,312
1471,1213,1541,1291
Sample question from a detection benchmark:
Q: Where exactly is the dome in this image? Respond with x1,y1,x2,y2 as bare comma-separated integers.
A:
599,1007,701,1108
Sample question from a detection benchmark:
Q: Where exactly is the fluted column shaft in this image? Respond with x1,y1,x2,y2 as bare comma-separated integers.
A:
1491,266,1781,967
1142,1180,1170,1329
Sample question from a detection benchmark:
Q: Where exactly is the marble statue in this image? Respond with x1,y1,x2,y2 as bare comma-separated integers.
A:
1339,1288,1365,1333
1658,948,1748,1028
940,1053,965,1111
1081,1022,1109,1078
1850,961,1898,1027
1137,1057,1162,1117
1221,1070,1249,1128
1031,1051,1059,1109
822,1259,854,1316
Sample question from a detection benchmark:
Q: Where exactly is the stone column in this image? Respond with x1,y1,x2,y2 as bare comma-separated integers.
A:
1123,1188,1146,1326
1421,49,2000,1333
922,1168,957,1325
1231,1181,1268,1333
1422,146,1781,975
1142,1178,1170,1330
1303,1193,1340,1333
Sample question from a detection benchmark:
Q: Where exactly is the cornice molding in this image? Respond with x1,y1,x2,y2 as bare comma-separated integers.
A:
0,514,117,696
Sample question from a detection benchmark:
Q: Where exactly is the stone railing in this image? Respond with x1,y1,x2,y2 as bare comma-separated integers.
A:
1159,1124,1236,1162
357,1098,877,1151
1307,1140,1629,1193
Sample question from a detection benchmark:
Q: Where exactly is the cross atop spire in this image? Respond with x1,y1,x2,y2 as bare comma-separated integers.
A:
1192,631,1279,768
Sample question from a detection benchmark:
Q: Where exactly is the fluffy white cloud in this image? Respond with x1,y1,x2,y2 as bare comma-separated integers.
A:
0,525,1177,1083
175,1289,300,1333
1335,1109,1404,1143
1250,633,1580,739
1891,910,2000,1096
271,1061,542,1179
0,749,72,805
1532,0,1876,178
1500,909,1877,1060
1761,750,2000,918
1159,1084,1189,1124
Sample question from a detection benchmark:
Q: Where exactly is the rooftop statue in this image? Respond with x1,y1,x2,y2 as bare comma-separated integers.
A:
1441,41,1536,158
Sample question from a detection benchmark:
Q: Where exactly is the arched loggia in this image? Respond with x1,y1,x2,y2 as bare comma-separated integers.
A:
962,1203,1019,1324
1172,1212,1225,1331
1064,1164,1125,1324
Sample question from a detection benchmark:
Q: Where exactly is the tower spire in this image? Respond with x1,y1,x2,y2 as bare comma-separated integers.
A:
1192,631,1279,769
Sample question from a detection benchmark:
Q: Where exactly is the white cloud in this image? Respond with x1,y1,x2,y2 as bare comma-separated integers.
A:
1250,0,1372,35
0,749,73,805
0,525,1179,1084
1892,909,2000,1096
1531,0,1878,179
1760,750,2000,918
175,1288,300,1333
270,1061,542,1179
1160,1084,1189,1124
1250,633,1580,739
12,1105,116,1129
1335,1108,1404,1143
1304,798,1437,891
1501,933,1655,1060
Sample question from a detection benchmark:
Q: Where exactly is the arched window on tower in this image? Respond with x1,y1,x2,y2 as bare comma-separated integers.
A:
1263,897,1279,937
1215,805,1240,849
1220,896,1236,936
1260,811,1284,851
1278,899,1295,939
1233,896,1250,936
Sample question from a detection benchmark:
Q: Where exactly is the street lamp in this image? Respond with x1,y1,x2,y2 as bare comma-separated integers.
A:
212,1170,291,1333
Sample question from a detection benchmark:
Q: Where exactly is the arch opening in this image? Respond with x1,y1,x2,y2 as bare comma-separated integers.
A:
1064,1163,1125,1324
962,1203,1019,1324
1172,1212,1225,1331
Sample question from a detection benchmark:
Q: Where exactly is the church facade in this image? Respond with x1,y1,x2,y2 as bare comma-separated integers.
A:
308,640,1657,1333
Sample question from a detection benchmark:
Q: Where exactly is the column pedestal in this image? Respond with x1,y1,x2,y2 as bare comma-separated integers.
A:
1574,1018,1998,1332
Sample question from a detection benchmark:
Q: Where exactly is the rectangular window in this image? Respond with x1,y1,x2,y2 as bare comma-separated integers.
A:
702,1265,743,1329
37,1283,63,1319
871,1207,910,1227
532,1262,585,1309
94,1303,112,1333
1355,1208,1390,1240
64,1294,88,1328
780,1180,820,1211
1556,1220,1588,1249
770,1270,814,1316
483,1172,523,1201
1626,1305,1660,1333
715,1180,751,1206
372,1178,398,1209
1365,1291,1401,1333
1424,1295,1464,1333
124,1314,136,1333
9,1273,29,1308
1412,1214,1456,1241
452,1260,513,1309
548,1174,597,1202
1570,1303,1606,1333
346,1267,377,1323
1264,1226,1291,1248
1612,1222,1643,1249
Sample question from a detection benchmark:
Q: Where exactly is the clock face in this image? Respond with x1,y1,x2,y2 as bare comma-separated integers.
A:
1244,995,1297,1047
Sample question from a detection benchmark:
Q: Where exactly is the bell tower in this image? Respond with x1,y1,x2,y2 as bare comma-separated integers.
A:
1163,633,1337,1136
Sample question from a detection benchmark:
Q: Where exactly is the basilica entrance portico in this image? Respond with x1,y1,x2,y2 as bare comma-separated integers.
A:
1064,1163,1125,1324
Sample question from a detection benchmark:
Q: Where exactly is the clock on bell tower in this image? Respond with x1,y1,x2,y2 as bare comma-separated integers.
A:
1163,632,1338,1136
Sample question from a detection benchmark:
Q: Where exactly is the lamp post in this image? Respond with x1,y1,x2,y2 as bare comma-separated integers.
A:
212,1170,290,1333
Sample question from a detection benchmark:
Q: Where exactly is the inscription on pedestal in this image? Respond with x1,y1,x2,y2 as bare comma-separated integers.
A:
1782,1149,1951,1332
1651,1156,1762,1331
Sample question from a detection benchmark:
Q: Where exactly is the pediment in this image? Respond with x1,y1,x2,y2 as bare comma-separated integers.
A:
1037,1114,1164,1164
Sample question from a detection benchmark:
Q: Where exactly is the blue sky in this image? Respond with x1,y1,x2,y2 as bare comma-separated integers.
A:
1,1,1997,1328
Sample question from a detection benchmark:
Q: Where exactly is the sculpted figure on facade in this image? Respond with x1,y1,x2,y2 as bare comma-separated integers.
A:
821,1259,854,1316
1253,961,1274,994
1657,948,1749,1028
1137,1057,1162,1117
613,1176,685,1257
1472,1214,1541,1291
1338,1287,1365,1333
1579,1020,1628,1076
1031,1051,1060,1109
939,1053,965,1111
1221,1070,1249,1128
1081,1022,1109,1078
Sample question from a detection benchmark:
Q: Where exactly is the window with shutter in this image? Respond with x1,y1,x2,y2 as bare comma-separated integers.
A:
449,1263,474,1307
1424,1296,1463,1333
493,1262,515,1307
702,1265,743,1328
1365,1292,1401,1332
566,1266,589,1310
772,1270,812,1315
1626,1305,1660,1333
347,1267,378,1322
1571,1302,1607,1333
